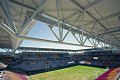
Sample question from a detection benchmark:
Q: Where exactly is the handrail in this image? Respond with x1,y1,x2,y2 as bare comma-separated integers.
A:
115,72,120,80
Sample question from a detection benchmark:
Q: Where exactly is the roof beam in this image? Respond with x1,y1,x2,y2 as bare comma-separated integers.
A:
9,0,36,10
84,0,102,12
71,0,102,12
98,26,120,35
9,0,113,47
71,0,120,48
0,22,16,38
19,0,47,35
18,36,92,47
0,0,17,33
27,10,112,46
0,22,92,48
64,11,80,20
85,11,120,26
70,0,108,30
0,22,18,50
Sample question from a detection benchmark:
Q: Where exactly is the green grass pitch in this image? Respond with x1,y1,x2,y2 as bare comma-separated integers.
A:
29,65,106,80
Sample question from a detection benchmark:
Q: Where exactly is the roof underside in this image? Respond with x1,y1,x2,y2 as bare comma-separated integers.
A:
0,0,120,50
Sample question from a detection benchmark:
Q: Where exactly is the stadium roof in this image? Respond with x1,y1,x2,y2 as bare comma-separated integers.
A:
0,0,120,51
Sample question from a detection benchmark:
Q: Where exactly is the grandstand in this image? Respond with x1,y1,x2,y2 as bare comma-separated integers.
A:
0,0,120,80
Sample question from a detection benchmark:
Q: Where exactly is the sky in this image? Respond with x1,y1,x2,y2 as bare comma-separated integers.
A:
20,20,99,50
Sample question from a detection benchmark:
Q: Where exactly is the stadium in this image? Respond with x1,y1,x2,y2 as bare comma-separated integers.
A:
0,0,120,80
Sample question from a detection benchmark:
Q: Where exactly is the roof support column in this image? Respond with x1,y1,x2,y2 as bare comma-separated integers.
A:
81,13,84,45
55,0,63,42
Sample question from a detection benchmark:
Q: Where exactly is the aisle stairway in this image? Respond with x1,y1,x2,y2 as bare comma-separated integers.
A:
96,68,120,80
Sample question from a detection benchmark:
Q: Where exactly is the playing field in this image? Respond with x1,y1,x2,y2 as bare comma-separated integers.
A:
29,66,106,80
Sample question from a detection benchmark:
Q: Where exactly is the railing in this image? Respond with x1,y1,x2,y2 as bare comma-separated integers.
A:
95,68,108,80
115,72,120,80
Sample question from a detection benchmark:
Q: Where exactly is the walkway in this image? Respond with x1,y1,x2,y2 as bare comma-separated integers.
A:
2,69,30,80
96,68,120,80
